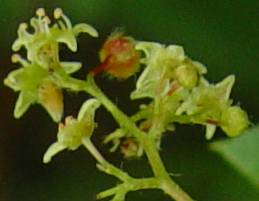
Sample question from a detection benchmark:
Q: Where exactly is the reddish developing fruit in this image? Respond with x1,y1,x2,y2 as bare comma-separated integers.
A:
91,32,140,79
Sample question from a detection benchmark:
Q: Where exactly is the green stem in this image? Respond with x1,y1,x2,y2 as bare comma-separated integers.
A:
82,137,130,181
84,76,167,177
161,179,194,201
97,177,160,200
61,75,194,201
82,137,106,164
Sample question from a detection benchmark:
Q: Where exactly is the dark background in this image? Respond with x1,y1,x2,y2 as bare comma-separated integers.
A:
0,1,259,201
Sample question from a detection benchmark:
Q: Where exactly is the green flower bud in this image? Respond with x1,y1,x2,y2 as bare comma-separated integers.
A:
175,65,198,89
120,138,143,158
221,106,249,137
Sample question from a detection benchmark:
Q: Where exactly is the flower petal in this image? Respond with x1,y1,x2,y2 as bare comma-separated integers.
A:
60,62,82,74
205,124,217,140
43,142,66,163
72,23,98,37
14,91,36,118
56,31,77,52
77,98,101,121
38,81,64,122
215,75,235,100
4,68,24,91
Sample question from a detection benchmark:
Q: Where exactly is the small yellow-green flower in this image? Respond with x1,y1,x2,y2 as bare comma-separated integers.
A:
175,75,249,139
131,42,206,100
131,42,184,99
43,99,100,163
4,55,64,122
5,8,99,122
176,75,235,119
12,8,98,70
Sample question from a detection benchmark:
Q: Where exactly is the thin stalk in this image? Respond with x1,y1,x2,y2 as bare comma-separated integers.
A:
84,76,194,201
60,75,194,201
82,137,130,181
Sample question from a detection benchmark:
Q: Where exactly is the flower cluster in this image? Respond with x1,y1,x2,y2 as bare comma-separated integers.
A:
4,8,98,122
131,42,249,140
103,42,249,157
4,8,251,201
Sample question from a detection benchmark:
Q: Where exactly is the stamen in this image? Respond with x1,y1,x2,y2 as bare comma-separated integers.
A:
44,16,51,24
54,8,72,29
60,12,72,29
30,18,40,33
43,16,51,34
11,54,28,66
57,20,66,30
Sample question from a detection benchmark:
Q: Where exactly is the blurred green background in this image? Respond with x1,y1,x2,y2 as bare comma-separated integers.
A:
0,0,259,201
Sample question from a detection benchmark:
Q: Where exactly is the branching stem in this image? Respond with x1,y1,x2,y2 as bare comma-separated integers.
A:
82,137,131,181
59,75,194,201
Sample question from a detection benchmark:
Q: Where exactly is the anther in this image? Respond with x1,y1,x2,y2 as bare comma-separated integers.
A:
36,8,46,17
11,54,28,66
54,8,63,19
11,54,21,63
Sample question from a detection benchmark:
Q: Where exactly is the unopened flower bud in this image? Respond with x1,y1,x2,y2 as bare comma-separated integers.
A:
175,65,198,89
92,32,140,79
221,106,249,137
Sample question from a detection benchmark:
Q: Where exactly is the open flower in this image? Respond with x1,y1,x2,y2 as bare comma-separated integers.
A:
43,99,100,163
4,54,63,122
175,75,249,139
12,8,98,70
131,42,206,100
5,8,99,122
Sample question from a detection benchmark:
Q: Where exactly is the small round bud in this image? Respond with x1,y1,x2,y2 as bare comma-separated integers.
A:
175,65,198,89
36,8,45,17
221,106,249,137
54,8,63,19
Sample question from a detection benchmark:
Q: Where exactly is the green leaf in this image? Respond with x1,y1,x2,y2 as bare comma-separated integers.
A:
211,125,259,189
